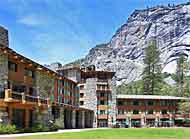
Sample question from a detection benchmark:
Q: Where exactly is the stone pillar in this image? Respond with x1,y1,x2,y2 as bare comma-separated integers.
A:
55,107,64,129
72,110,76,128
0,108,8,125
8,107,13,125
81,111,85,128
128,117,131,128
141,113,145,127
25,109,29,128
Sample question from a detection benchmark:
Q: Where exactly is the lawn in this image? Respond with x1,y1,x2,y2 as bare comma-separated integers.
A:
16,128,190,139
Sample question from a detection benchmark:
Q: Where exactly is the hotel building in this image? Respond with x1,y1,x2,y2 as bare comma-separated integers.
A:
0,26,189,129
57,66,116,128
0,26,93,129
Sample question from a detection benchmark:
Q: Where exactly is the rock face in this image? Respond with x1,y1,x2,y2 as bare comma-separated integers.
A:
82,3,190,85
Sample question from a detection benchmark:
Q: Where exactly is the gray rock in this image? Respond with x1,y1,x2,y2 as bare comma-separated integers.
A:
82,3,190,85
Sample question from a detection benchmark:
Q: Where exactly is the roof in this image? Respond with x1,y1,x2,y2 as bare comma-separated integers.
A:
116,95,190,100
0,47,77,84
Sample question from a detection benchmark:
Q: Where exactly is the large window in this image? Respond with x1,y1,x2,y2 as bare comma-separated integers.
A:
133,110,139,114
133,100,139,106
147,100,154,106
80,101,84,105
100,110,106,115
100,100,106,105
147,110,154,114
161,110,167,114
8,61,17,72
117,100,124,106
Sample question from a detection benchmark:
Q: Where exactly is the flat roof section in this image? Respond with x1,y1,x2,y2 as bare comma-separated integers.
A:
117,95,190,100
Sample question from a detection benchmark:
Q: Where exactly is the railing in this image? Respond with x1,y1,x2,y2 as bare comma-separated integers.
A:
25,95,38,103
4,89,50,106
12,92,22,100
97,79,108,83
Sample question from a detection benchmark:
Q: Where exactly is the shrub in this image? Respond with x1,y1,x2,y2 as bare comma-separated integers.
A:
0,124,17,134
31,123,49,132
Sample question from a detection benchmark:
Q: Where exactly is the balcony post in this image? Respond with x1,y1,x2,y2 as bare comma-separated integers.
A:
4,89,12,102
47,98,51,108
21,93,26,104
38,96,41,106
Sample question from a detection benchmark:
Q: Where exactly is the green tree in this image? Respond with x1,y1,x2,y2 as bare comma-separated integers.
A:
175,54,188,96
177,101,190,114
142,39,163,95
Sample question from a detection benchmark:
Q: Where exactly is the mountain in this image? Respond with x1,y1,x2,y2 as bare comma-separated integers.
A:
69,3,190,85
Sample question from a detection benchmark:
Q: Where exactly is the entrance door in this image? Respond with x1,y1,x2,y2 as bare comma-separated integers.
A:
12,109,25,128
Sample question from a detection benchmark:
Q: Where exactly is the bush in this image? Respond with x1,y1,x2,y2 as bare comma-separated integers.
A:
0,124,17,134
31,123,49,132
31,122,59,132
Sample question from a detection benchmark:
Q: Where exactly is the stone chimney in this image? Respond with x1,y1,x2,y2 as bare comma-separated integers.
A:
0,26,9,47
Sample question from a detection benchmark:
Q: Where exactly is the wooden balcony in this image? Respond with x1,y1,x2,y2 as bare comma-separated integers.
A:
116,114,126,119
4,89,50,107
97,105,110,110
146,114,156,119
97,114,108,119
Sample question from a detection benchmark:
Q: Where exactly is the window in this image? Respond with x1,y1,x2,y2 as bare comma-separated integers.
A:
161,110,167,114
117,100,124,106
133,110,139,114
147,110,154,114
100,93,105,97
133,100,139,106
8,61,17,72
118,109,125,115
80,93,84,98
25,69,35,78
80,101,84,105
100,100,105,105
100,110,106,115
80,85,84,90
147,100,154,106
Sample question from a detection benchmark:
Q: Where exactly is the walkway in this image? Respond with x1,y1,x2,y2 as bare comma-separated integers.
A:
0,128,108,138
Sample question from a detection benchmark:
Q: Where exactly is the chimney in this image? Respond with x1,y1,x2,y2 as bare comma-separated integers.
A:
0,26,9,47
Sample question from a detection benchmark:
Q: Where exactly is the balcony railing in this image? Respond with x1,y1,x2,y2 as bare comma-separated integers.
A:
97,79,108,83
4,89,50,106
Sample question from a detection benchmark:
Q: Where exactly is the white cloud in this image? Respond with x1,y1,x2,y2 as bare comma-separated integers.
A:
17,14,47,27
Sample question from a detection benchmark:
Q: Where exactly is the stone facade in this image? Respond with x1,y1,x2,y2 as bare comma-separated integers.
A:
0,108,8,124
0,27,8,47
54,107,65,128
0,54,8,91
81,78,97,127
108,79,117,126
35,71,55,99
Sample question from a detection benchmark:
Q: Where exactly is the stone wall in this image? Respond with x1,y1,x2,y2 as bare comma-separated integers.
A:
108,79,117,126
0,108,8,124
0,26,9,47
54,107,64,129
35,71,55,100
0,54,8,91
83,78,97,127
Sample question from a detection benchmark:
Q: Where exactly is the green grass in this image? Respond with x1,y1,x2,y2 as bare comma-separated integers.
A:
16,128,190,139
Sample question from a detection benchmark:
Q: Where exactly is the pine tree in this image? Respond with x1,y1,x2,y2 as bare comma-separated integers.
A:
175,54,188,96
142,39,163,95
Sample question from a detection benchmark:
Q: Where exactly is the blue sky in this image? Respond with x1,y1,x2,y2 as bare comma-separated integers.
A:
0,0,188,65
